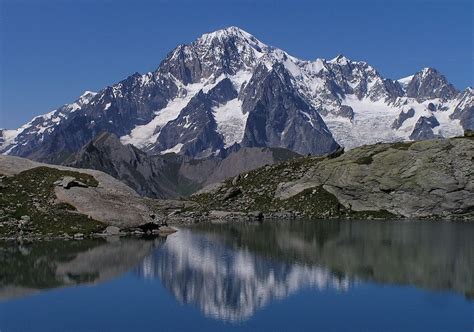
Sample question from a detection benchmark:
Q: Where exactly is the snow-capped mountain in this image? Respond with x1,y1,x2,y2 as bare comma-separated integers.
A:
1,27,472,162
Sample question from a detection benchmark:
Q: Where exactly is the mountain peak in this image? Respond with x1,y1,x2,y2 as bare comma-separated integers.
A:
329,54,351,65
419,67,439,77
196,26,268,50
200,26,253,39
158,26,272,84
406,66,458,100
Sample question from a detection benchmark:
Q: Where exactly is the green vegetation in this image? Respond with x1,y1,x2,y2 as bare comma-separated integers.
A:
0,167,104,239
282,187,343,217
390,141,415,150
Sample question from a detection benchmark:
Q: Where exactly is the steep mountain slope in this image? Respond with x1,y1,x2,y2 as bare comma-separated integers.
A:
65,132,198,198
66,132,300,198
1,27,472,161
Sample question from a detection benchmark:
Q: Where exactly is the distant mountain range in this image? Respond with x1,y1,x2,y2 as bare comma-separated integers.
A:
1,26,472,162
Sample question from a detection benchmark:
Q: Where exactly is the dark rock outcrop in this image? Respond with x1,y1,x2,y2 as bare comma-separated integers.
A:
152,79,239,158
392,108,415,129
450,88,474,131
409,116,440,140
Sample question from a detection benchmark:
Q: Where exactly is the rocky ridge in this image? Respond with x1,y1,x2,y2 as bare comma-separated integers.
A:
192,136,474,220
65,131,300,198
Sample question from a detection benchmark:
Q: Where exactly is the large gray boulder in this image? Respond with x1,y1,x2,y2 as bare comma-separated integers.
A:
275,138,474,218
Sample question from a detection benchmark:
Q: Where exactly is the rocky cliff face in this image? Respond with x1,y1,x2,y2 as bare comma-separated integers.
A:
240,63,338,155
193,136,474,219
451,88,474,131
2,27,472,162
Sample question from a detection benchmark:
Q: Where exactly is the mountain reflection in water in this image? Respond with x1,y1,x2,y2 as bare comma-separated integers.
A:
134,220,474,322
1,219,473,326
0,237,163,301
136,228,351,321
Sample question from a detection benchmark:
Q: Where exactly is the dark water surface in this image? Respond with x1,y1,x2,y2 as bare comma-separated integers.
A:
0,219,473,331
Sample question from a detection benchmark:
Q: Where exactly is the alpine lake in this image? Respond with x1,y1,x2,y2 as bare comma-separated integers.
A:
0,219,473,332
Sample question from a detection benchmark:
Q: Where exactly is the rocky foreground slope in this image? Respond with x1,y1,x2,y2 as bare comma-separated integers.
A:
0,155,190,240
192,136,474,220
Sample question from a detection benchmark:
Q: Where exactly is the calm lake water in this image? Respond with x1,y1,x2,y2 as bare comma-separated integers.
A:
0,219,473,332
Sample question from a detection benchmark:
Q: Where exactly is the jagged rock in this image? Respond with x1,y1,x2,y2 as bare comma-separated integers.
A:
450,88,474,131
232,175,240,186
409,116,440,140
392,108,415,129
406,68,458,100
241,63,340,156
333,105,355,120
222,187,242,201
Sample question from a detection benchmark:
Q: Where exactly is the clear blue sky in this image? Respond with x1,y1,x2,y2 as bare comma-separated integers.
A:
1,0,472,129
